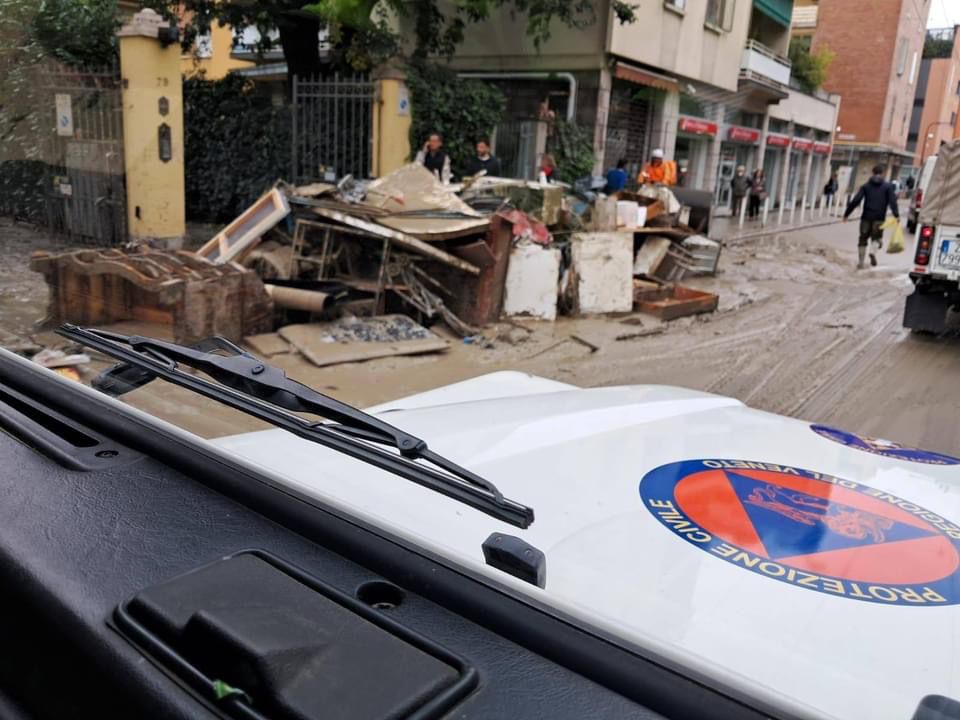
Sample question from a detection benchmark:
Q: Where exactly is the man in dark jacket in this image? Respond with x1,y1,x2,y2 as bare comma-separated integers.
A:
843,164,899,269
463,137,501,177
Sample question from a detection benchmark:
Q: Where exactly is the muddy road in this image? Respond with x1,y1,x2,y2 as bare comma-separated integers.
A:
4,216,959,456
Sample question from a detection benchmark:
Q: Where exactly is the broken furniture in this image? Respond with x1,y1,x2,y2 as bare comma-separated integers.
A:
567,232,634,314
196,188,290,265
31,248,272,343
633,282,718,320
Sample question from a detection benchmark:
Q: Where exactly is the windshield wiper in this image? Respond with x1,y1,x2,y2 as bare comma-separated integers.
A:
56,324,534,528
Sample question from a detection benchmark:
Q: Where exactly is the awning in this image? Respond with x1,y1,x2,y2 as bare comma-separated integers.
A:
754,0,792,28
833,141,916,159
614,62,678,92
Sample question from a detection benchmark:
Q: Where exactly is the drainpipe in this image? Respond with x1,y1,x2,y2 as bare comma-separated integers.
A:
456,72,578,122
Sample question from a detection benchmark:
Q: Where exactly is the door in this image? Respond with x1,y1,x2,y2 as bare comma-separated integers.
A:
714,145,736,207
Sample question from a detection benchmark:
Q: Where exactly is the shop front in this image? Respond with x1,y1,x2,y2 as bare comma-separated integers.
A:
764,133,791,205
790,137,814,201
675,115,717,189
715,125,760,208
811,141,831,198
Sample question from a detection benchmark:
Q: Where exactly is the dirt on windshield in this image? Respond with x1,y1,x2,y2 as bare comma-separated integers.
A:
4,216,960,456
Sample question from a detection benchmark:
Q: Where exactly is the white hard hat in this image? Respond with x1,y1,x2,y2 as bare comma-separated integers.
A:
651,148,665,159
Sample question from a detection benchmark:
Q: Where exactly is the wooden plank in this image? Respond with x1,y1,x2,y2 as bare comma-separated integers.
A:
637,286,718,321
244,333,292,357
310,207,481,276
196,188,290,265
279,325,449,367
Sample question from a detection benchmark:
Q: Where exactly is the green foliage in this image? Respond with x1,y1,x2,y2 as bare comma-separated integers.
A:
789,36,834,93
0,161,47,223
183,75,291,222
924,34,954,59
33,0,119,68
547,119,594,183
406,62,505,176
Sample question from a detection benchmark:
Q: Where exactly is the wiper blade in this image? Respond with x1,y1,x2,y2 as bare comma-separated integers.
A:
57,324,534,528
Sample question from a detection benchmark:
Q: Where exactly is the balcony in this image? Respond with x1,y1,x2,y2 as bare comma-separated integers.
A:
740,39,792,86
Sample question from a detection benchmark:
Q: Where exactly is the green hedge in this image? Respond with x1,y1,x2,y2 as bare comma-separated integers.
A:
183,74,291,223
0,160,47,224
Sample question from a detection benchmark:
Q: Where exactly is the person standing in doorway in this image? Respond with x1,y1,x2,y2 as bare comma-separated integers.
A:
823,172,839,205
605,158,628,194
748,168,767,219
539,153,557,183
730,165,751,217
464,137,501,177
843,164,899,269
416,132,451,184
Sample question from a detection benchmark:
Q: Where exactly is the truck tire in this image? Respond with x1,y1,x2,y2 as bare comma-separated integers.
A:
903,288,950,334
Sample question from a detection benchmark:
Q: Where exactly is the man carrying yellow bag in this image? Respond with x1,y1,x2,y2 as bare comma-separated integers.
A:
843,164,900,269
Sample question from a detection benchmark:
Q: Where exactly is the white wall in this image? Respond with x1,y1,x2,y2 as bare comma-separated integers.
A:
769,89,839,133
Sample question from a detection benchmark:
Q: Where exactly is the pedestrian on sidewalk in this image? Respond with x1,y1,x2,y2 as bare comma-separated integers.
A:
464,137,501,177
905,174,916,193
416,132,451,184
748,168,767,219
605,158,629,194
823,172,839,204
731,165,751,217
843,164,899,269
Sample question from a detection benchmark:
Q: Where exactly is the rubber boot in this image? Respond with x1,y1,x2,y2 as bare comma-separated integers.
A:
857,247,866,269
870,239,880,266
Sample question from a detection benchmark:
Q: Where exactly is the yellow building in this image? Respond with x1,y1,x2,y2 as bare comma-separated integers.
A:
180,21,253,79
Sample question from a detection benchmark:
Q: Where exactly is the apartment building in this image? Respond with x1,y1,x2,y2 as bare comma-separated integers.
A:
908,27,960,168
807,0,930,189
446,0,839,208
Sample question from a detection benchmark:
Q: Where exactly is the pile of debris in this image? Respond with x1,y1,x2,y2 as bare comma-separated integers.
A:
29,163,722,373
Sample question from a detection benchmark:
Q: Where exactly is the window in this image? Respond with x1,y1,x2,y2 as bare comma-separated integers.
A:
896,38,908,75
705,0,723,27
956,80,960,96
909,51,918,84
953,112,957,126
665,0,686,13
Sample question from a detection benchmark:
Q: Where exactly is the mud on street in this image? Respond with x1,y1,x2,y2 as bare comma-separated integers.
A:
5,216,959,457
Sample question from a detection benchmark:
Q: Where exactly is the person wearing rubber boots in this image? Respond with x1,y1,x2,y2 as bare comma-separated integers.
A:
843,164,900,269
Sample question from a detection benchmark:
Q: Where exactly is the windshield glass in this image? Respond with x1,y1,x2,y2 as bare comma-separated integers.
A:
4,1,960,719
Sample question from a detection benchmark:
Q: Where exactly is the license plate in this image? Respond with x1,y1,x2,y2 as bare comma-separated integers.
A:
937,239,960,269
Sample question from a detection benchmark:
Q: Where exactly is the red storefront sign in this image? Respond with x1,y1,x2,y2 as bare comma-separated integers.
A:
727,126,760,144
813,142,831,155
678,116,718,137
792,137,814,152
766,133,791,148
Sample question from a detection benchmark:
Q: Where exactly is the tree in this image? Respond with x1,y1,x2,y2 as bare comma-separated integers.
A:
32,0,120,68
150,0,637,78
789,36,834,94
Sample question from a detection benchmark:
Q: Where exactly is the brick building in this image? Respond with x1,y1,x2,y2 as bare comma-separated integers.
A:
809,0,930,190
908,27,960,168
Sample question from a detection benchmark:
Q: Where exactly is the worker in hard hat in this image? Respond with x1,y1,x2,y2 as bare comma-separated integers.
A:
639,148,677,186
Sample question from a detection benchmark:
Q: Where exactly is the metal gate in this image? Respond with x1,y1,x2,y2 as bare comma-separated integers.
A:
291,74,374,183
494,120,543,180
41,62,126,246
604,81,652,181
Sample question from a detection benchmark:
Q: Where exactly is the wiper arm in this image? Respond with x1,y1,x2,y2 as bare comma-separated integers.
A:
56,324,534,528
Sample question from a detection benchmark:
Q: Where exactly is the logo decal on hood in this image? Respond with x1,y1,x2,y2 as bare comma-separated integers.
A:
810,424,960,465
640,459,960,605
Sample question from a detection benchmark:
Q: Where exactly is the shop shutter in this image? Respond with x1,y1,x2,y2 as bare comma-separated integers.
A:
604,81,652,178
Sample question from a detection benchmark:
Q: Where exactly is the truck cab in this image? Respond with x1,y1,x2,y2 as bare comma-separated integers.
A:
904,142,960,333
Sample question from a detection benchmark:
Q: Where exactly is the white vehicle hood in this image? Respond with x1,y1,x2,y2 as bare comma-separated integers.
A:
214,372,960,720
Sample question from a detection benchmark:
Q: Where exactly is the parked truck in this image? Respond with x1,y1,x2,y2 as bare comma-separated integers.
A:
904,140,960,333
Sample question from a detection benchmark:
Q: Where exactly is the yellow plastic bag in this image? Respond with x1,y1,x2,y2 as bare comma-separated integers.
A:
882,217,905,254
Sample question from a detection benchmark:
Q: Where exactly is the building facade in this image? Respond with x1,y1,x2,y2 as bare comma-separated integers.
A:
908,27,960,169
809,0,929,190
444,0,838,210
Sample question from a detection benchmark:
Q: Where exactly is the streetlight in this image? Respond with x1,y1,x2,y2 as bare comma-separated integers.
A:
921,120,954,163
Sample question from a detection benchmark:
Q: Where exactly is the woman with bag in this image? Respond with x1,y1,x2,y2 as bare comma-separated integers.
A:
748,169,767,220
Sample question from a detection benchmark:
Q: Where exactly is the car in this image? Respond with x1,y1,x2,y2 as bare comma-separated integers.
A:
904,139,960,333
2,328,959,720
907,154,939,234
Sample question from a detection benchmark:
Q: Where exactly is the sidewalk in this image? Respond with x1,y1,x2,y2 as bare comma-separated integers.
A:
709,204,846,242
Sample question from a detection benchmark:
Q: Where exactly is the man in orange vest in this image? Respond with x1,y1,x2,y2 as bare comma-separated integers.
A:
639,148,677,186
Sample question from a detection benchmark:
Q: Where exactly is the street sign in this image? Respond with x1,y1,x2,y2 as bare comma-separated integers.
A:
55,94,74,137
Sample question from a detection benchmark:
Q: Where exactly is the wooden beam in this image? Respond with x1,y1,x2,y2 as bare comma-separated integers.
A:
310,207,481,276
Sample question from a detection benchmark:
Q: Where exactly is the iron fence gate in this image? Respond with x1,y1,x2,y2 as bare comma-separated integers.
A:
291,74,374,183
40,62,126,246
494,120,542,180
604,81,652,182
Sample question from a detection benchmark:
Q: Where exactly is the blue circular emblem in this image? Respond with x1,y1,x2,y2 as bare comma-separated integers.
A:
640,459,960,605
811,424,960,465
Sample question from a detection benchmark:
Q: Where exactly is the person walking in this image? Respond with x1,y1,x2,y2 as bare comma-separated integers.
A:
823,172,839,205
416,132,451,184
463,137,501,177
843,164,900,269
730,165,751,217
605,158,629,194
748,168,767,220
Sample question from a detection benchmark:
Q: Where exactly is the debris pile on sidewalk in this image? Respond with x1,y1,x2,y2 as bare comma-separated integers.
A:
27,165,722,366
